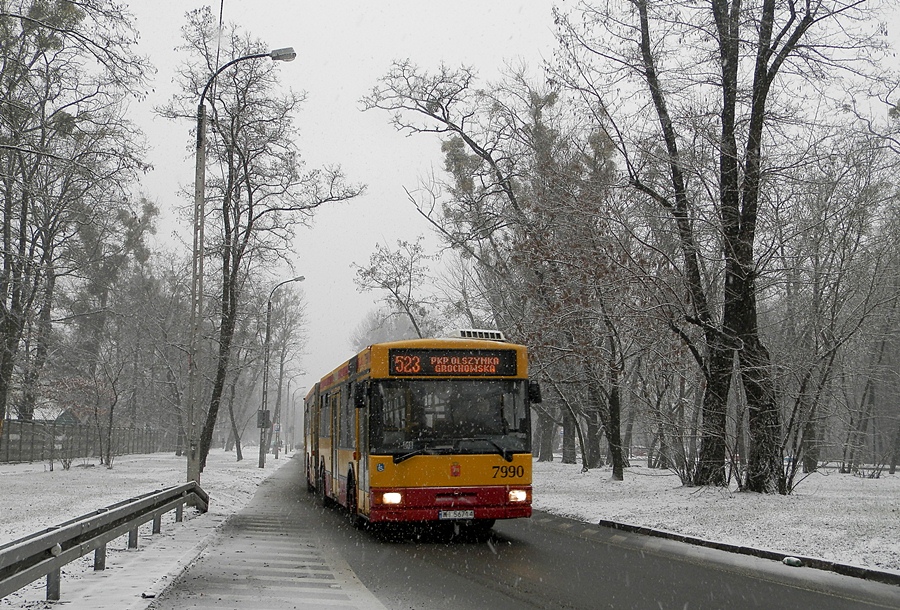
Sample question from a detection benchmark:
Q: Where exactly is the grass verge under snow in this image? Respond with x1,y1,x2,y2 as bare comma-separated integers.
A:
532,460,900,573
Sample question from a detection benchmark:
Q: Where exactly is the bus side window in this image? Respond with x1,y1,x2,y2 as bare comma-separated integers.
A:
339,387,353,449
319,395,330,437
354,382,367,409
330,393,340,441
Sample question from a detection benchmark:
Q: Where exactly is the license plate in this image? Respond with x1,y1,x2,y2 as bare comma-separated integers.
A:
439,510,474,520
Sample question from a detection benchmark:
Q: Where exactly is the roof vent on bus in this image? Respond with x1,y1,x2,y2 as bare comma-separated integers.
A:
445,329,507,342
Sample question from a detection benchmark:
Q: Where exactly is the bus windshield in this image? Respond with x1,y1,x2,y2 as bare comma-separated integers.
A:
370,379,530,456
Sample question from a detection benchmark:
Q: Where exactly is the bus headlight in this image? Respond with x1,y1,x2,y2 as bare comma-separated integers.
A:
508,489,528,503
382,492,402,505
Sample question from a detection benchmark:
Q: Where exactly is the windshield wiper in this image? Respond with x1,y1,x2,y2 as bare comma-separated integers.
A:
488,439,514,462
391,443,453,464
393,448,426,464
457,437,514,462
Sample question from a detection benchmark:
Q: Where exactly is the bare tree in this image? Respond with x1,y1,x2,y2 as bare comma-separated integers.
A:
162,8,363,470
261,284,306,455
353,236,437,338
349,309,420,354
553,0,895,492
365,64,643,477
0,0,149,432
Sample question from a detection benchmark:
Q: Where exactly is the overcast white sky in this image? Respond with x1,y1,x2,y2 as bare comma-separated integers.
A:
128,1,558,397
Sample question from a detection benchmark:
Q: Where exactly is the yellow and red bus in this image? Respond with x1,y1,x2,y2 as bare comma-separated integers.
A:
304,330,541,531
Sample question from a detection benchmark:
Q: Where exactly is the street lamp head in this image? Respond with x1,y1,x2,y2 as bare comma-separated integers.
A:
269,275,306,301
270,47,297,62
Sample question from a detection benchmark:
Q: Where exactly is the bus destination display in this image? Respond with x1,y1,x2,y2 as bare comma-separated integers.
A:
388,349,517,376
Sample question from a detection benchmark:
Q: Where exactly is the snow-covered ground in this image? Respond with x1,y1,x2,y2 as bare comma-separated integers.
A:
532,460,900,574
1,451,898,608
0,451,296,609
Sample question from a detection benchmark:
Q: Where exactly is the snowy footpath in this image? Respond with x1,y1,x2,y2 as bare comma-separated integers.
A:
1,452,898,608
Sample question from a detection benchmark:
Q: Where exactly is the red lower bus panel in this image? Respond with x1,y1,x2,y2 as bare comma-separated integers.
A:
368,485,532,523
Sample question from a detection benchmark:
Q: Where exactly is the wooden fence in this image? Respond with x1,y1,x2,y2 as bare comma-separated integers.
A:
0,420,173,464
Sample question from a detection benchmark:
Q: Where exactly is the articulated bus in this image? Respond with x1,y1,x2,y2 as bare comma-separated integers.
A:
304,330,541,532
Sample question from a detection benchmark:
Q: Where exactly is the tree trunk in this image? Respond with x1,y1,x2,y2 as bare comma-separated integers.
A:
175,416,185,457
693,342,732,486
688,372,702,468
105,392,117,469
584,409,604,469
741,338,784,493
535,409,555,462
93,402,105,466
225,373,243,461
843,338,886,473
0,312,25,425
889,418,900,475
165,365,184,456
606,380,625,481
848,391,874,473
199,287,238,471
648,433,659,468
633,0,732,488
800,405,819,474
622,407,635,463
561,408,577,464
21,273,55,420
841,410,855,474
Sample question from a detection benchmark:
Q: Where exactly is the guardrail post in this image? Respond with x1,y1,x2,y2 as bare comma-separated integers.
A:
176,503,184,522
46,568,60,601
128,528,138,549
152,514,162,534
94,543,106,570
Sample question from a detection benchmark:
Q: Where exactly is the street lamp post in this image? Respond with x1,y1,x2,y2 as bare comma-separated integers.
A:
259,276,305,469
275,375,295,460
275,372,306,459
187,47,296,484
288,383,306,454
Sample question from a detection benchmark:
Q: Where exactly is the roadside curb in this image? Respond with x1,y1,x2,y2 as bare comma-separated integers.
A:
596,519,900,587
134,517,223,605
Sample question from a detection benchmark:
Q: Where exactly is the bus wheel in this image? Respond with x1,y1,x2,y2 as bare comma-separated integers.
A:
318,467,329,507
469,519,495,540
346,474,361,528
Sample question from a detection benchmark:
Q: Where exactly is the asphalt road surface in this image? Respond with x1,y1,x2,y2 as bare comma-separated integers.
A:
151,455,900,609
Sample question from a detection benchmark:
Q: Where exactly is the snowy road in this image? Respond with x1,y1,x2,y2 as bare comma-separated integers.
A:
145,463,386,610
148,457,900,609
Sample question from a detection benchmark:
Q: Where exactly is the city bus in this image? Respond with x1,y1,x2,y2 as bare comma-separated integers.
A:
304,330,541,532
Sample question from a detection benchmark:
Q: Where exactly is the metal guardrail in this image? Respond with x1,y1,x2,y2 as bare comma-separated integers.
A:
0,482,209,602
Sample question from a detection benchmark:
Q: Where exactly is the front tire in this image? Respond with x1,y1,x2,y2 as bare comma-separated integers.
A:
346,474,361,528
318,466,329,507
467,519,495,541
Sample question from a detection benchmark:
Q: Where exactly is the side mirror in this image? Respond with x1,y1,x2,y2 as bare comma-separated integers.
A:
527,380,542,404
